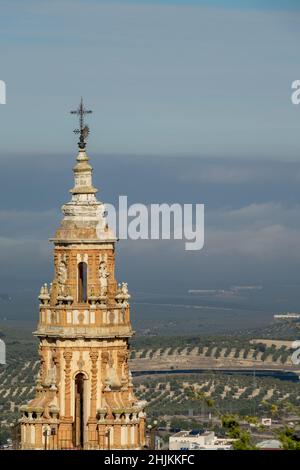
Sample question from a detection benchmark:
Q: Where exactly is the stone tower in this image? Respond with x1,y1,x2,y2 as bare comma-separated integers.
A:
19,102,146,449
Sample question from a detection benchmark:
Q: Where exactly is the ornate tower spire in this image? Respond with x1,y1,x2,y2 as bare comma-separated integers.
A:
19,103,146,450
69,100,98,204
49,100,116,244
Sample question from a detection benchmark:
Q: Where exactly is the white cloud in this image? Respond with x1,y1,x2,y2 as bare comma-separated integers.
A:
117,201,300,262
204,202,300,259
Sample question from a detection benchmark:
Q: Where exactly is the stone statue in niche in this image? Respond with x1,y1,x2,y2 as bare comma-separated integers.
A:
57,260,67,291
107,353,121,390
121,282,130,307
121,306,126,323
99,261,109,295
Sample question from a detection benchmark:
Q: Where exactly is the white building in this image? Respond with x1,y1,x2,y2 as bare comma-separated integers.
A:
169,431,235,450
261,418,272,426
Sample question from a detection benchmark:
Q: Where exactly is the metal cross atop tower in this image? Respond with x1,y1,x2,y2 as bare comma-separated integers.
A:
71,98,93,149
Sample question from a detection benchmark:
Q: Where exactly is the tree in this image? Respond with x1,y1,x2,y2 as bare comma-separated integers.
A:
281,400,296,416
221,414,239,431
278,427,300,450
221,415,256,449
244,416,258,426
232,431,257,450
270,404,279,417
0,427,10,445
192,388,220,421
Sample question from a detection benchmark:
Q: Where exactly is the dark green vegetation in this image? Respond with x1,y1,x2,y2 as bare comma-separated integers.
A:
0,325,38,423
130,332,295,369
135,373,300,420
278,427,300,450
130,335,293,364
0,322,298,427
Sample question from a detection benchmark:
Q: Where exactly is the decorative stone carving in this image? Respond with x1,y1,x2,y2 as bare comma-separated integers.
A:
52,349,61,385
117,351,126,364
56,285,65,305
115,282,130,305
121,376,128,391
90,351,99,416
101,351,109,364
107,353,121,390
57,259,67,292
63,351,73,417
64,287,73,305
121,282,128,296
121,307,126,323
128,370,133,388
39,283,50,305
99,261,109,295
88,286,98,305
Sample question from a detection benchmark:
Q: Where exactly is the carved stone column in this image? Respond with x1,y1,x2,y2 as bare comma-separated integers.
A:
63,350,73,418
89,350,99,418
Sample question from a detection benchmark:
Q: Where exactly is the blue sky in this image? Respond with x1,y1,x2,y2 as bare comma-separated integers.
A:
0,0,300,157
61,0,300,10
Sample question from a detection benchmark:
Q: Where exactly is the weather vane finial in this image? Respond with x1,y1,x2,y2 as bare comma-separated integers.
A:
70,98,93,149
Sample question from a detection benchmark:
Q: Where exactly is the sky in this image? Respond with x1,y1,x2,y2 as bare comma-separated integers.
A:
1,1,300,322
1,0,300,157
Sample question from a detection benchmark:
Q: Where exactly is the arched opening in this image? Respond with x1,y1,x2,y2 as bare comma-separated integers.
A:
78,262,87,303
73,373,85,449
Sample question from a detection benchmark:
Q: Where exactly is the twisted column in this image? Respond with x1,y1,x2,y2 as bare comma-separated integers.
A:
90,350,99,418
63,350,73,417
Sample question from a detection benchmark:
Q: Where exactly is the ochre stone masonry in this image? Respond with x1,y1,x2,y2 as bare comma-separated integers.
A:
19,144,146,449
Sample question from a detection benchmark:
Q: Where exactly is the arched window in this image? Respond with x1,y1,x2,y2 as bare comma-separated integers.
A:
78,262,88,303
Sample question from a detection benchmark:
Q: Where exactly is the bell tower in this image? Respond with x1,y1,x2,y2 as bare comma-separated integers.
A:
19,101,146,450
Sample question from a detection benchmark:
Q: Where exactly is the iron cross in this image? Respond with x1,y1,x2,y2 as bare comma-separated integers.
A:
70,98,93,149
